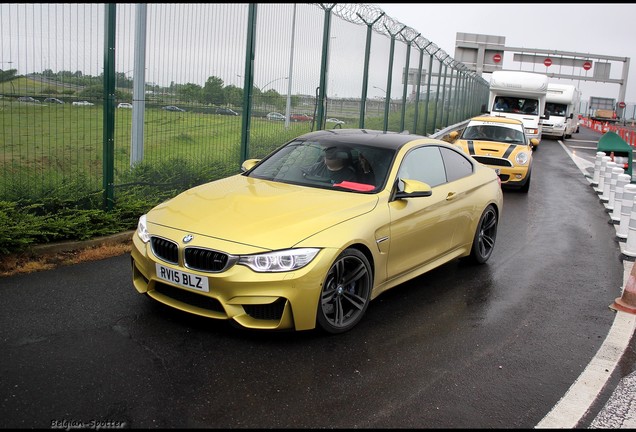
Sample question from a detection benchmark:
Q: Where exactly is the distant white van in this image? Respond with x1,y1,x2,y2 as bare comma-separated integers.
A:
541,83,581,139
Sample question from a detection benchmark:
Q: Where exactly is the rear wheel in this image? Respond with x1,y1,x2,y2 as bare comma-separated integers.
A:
316,248,372,334
468,205,498,264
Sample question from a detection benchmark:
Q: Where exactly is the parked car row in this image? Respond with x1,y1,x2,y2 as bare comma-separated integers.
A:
17,96,95,106
44,97,64,104
13,98,345,125
17,96,41,103
266,112,316,122
215,107,238,116
290,113,313,122
266,112,285,121
162,105,185,112
326,117,345,125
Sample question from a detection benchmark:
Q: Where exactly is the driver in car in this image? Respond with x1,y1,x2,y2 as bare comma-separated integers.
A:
304,146,357,184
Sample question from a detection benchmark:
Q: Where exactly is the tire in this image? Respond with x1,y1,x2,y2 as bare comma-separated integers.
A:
468,205,498,264
316,248,372,334
519,173,531,193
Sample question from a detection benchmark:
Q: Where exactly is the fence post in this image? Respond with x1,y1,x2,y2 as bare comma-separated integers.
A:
102,3,117,211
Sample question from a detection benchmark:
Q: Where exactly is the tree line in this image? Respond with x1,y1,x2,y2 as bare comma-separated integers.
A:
2,68,300,109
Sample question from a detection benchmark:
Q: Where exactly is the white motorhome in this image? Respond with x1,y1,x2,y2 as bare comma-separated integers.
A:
487,71,549,146
541,83,581,139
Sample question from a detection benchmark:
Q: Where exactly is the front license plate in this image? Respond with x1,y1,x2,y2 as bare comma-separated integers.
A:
155,263,209,292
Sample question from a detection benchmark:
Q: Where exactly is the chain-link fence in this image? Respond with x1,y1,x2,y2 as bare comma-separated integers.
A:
0,3,488,209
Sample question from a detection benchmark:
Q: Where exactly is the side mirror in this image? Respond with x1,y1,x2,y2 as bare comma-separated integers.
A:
394,178,433,199
542,111,551,120
241,158,260,172
481,103,488,113
529,138,540,149
569,113,574,119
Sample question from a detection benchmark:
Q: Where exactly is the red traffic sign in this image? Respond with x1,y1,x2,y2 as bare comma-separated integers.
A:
618,101,627,109
544,58,552,67
493,53,502,63
583,61,592,71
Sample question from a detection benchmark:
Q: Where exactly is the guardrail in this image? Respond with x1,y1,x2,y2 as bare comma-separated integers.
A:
429,119,470,141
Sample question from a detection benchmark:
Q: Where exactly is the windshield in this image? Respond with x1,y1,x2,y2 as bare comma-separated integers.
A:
493,96,539,115
546,102,567,116
246,139,396,193
462,123,526,144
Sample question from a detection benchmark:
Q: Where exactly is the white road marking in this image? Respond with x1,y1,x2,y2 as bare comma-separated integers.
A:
535,141,636,428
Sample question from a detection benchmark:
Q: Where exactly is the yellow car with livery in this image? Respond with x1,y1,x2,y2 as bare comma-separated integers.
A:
449,116,537,193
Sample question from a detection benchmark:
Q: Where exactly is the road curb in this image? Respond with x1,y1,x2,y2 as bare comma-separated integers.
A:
29,230,135,256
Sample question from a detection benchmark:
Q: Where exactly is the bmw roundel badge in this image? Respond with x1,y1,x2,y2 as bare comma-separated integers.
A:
183,234,193,243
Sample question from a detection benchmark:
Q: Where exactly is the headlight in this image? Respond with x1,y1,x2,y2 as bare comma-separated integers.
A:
137,214,150,243
239,248,320,272
515,152,530,165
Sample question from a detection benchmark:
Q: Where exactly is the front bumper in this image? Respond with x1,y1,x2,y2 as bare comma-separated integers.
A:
498,168,530,188
541,125,566,137
131,234,336,331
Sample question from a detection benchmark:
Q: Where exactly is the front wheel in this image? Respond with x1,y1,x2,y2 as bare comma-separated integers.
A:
519,173,531,193
468,205,498,264
316,248,372,334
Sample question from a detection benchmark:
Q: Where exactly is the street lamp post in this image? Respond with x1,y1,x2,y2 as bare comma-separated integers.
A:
118,69,135,90
239,75,288,93
373,85,386,97
373,86,386,116
257,77,288,118
2,61,16,94
259,76,288,93
285,3,297,129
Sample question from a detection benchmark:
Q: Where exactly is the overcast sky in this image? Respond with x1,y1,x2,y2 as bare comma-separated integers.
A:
375,3,636,107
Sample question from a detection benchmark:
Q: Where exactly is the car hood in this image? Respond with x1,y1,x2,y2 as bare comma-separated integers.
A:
457,139,529,157
147,175,378,250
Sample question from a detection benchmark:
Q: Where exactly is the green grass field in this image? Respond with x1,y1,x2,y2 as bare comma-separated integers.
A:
0,74,438,204
0,98,319,201
0,83,452,255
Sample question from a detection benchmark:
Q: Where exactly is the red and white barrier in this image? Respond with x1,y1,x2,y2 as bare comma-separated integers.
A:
582,118,636,147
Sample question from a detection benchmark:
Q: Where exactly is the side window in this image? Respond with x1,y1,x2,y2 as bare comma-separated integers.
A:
397,146,446,187
440,146,473,182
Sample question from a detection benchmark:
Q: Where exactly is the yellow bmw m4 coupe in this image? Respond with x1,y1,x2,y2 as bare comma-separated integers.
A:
131,129,503,334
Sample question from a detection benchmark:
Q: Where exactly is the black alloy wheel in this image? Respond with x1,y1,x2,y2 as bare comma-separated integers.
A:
469,205,498,264
316,248,372,334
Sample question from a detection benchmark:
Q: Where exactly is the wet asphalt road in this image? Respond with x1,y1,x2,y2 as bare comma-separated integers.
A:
0,127,630,428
